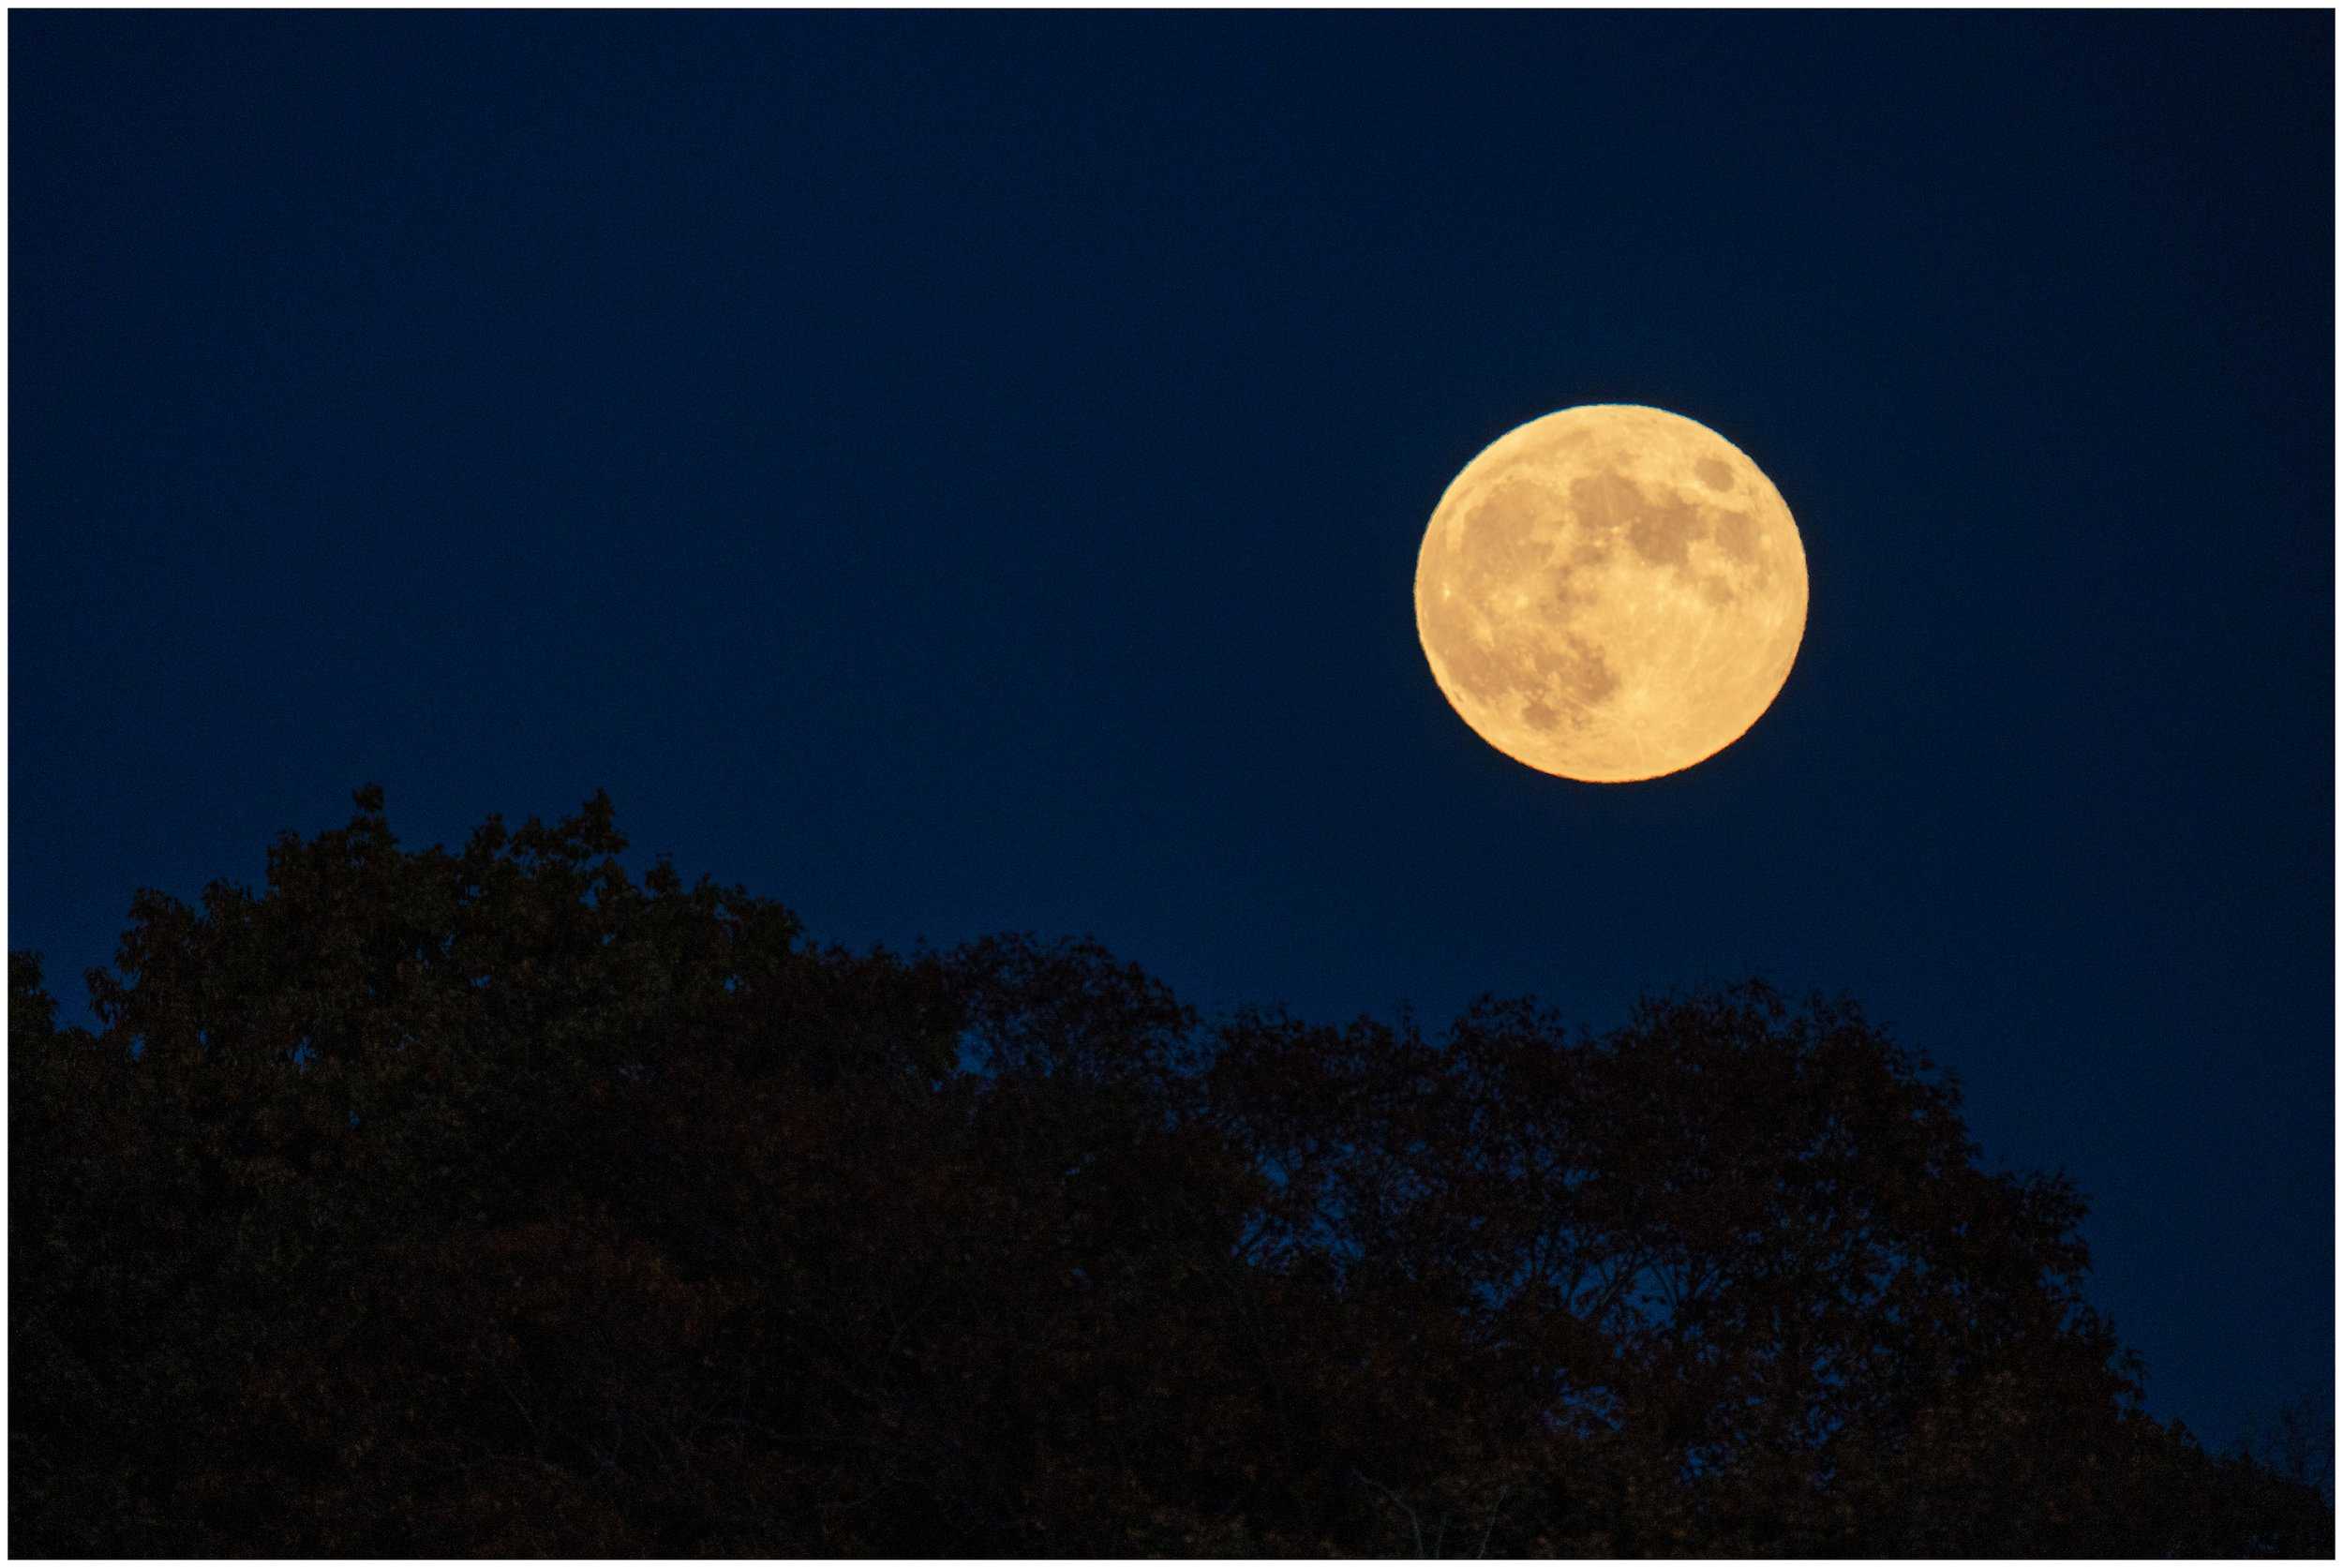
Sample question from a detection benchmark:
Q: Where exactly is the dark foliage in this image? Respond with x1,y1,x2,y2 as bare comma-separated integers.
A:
11,789,2333,1556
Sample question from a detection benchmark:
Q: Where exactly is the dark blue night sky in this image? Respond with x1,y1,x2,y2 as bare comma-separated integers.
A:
11,10,2332,1461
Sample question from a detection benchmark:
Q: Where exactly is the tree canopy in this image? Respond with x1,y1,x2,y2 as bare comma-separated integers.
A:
11,787,2333,1556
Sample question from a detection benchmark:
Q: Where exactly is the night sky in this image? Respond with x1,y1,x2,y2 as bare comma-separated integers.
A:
11,10,2333,1462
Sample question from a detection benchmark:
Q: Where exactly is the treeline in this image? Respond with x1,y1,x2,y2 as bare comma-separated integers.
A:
10,787,2332,1555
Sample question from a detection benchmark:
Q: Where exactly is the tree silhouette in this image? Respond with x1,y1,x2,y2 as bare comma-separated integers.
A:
2230,1387,2336,1505
10,787,2333,1555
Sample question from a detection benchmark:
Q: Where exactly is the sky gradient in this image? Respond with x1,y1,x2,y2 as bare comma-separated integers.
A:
10,9,2333,1460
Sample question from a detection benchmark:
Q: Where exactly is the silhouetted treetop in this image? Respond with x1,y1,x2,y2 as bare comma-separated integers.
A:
11,787,2331,1556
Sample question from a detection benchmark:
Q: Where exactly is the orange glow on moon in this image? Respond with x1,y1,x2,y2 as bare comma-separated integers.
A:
1414,405,1807,783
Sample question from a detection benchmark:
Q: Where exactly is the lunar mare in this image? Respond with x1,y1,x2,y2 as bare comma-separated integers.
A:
1414,404,1807,783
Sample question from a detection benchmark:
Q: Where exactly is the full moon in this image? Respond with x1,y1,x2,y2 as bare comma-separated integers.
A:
1414,404,1808,783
